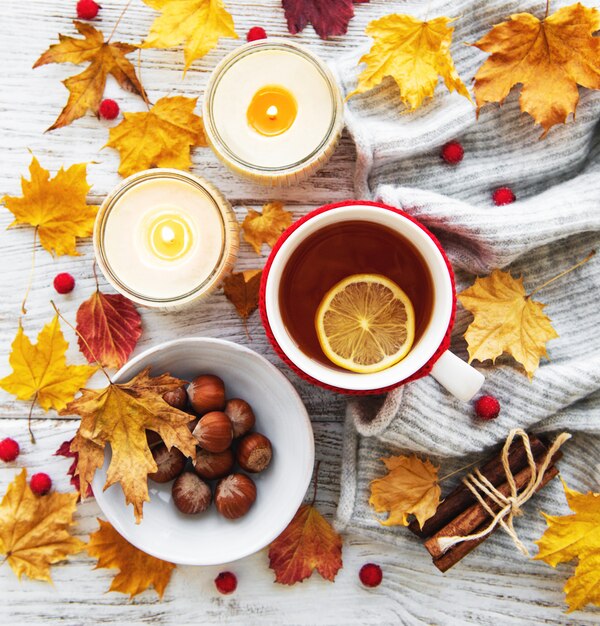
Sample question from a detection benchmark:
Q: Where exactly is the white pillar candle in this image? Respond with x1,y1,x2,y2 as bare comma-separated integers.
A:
94,169,238,309
203,39,344,187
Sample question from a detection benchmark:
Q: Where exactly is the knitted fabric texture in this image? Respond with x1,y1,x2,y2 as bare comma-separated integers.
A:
331,1,600,621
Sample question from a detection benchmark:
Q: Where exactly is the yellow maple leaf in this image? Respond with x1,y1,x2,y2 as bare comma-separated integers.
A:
242,202,293,255
34,21,146,131
141,0,238,72
0,316,97,412
0,469,85,582
472,3,600,136
458,269,558,379
2,156,96,256
349,14,470,110
369,455,441,528
63,368,198,522
87,519,175,598
106,96,207,178
535,480,600,612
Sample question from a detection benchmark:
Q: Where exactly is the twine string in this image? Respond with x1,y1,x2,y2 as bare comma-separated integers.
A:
436,428,571,556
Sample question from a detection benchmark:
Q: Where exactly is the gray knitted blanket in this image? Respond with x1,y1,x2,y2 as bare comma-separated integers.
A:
331,0,600,622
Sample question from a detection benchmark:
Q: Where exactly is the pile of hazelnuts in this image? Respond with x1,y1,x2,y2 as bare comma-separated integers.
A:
147,374,273,520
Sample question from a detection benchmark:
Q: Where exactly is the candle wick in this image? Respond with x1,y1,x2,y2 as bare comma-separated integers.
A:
161,225,176,244
267,105,278,119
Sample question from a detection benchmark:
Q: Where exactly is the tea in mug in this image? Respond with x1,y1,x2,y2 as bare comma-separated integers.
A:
279,220,434,371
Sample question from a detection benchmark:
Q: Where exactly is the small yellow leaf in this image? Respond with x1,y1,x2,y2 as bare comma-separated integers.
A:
0,316,97,412
369,455,440,528
64,368,198,522
349,14,470,110
0,469,85,582
458,269,558,379
242,202,293,255
106,96,207,178
142,0,238,72
473,4,600,136
87,519,175,598
2,156,96,256
535,480,600,612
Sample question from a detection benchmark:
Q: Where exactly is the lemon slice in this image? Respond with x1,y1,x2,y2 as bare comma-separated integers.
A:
315,274,415,374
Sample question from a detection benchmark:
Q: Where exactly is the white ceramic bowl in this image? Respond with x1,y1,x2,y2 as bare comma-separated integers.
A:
92,338,314,566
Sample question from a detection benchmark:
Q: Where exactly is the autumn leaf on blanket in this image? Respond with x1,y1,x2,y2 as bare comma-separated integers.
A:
458,269,558,379
282,0,369,39
106,96,207,177
535,480,600,612
76,290,142,369
242,202,293,254
141,0,238,72
472,4,600,137
349,14,470,110
2,156,96,256
369,455,441,528
34,21,146,131
63,368,198,522
268,504,343,584
55,438,93,500
0,469,85,582
222,269,262,321
87,519,175,598
0,316,97,412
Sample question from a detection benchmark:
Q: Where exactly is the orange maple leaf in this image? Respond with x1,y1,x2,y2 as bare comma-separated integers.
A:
34,21,146,130
268,504,343,584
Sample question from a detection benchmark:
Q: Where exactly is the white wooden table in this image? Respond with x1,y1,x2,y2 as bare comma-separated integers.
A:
0,1,596,624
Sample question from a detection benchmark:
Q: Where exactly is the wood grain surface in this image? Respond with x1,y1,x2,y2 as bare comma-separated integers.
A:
0,1,594,624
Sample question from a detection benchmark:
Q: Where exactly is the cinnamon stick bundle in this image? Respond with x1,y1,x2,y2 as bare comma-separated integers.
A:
408,435,547,538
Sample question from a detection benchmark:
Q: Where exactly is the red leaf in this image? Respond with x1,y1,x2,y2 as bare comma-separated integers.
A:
282,0,368,39
55,438,93,500
76,290,142,369
268,504,343,584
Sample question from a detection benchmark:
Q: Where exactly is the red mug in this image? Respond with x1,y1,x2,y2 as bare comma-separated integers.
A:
260,201,484,399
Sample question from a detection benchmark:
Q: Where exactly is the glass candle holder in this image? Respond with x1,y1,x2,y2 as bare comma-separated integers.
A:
203,39,344,187
94,169,239,309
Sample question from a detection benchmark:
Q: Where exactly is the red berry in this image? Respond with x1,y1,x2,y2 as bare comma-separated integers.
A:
359,563,383,588
247,27,267,42
99,99,120,121
492,187,516,206
53,273,75,294
440,141,464,165
0,438,20,462
215,571,237,594
76,0,100,20
474,395,501,420
30,473,52,496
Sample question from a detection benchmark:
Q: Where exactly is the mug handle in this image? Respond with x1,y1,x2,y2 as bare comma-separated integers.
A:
430,351,485,401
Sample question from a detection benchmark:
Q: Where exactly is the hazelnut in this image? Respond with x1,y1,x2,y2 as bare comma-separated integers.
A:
146,429,162,449
148,444,186,483
236,432,272,473
194,448,234,480
172,472,212,514
187,417,199,433
225,398,256,438
215,474,257,519
192,411,233,453
187,375,225,414
162,385,188,410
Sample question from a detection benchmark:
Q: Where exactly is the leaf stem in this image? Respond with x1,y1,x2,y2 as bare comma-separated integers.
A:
527,250,595,299
107,0,133,43
545,0,550,18
27,393,37,444
92,259,99,291
21,227,38,315
311,460,322,506
437,458,480,483
50,300,112,384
